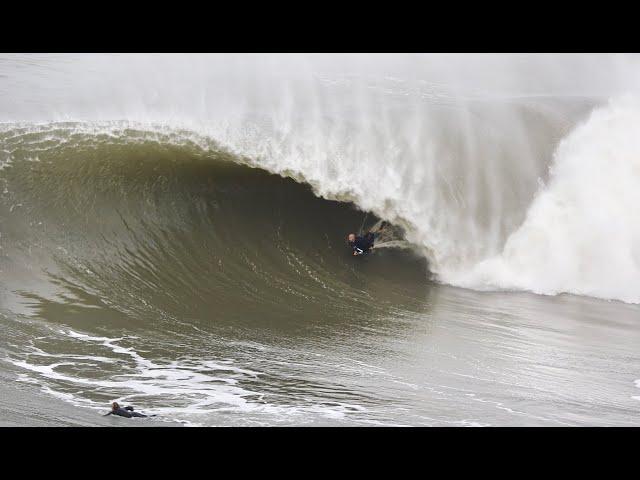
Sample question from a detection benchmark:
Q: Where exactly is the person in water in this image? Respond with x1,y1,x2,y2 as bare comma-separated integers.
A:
347,221,388,256
104,401,150,418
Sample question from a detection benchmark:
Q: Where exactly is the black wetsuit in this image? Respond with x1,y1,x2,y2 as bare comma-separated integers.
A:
105,406,148,418
350,232,377,255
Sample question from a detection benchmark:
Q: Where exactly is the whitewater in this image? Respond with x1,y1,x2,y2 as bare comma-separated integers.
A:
455,97,640,303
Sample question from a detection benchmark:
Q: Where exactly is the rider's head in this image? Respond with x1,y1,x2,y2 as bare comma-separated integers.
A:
112,401,120,411
347,233,356,243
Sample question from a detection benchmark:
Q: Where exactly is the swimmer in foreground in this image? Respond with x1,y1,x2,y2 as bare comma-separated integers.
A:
104,401,153,418
347,221,389,256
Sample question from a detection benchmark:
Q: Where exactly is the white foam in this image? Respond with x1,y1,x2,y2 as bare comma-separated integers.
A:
454,97,640,304
9,327,369,425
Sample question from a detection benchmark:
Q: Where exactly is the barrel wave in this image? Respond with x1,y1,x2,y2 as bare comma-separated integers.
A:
0,124,428,323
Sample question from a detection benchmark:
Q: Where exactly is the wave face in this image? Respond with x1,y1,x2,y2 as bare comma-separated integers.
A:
3,53,639,303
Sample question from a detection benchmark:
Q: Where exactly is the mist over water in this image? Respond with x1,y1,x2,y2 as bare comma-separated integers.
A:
1,54,640,426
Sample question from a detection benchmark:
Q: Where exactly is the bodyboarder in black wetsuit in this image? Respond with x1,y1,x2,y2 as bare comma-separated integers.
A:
104,402,149,418
347,221,388,256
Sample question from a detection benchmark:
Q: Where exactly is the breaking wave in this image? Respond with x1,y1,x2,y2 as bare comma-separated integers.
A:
2,53,640,307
